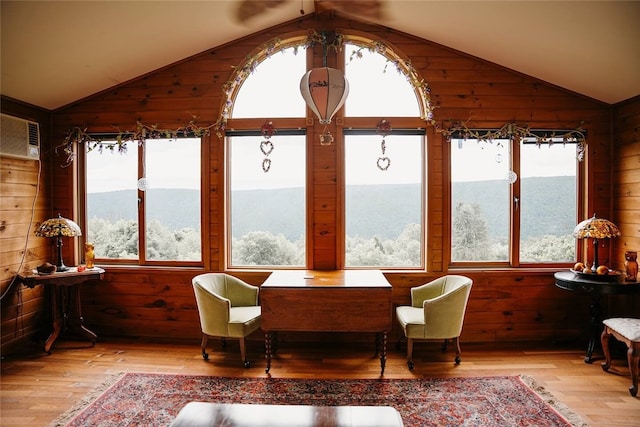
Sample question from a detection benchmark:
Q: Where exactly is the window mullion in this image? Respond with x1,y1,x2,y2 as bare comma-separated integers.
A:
511,138,521,267
138,142,147,264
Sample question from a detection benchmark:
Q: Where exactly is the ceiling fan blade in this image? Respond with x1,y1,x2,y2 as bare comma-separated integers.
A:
235,0,290,23
317,0,387,21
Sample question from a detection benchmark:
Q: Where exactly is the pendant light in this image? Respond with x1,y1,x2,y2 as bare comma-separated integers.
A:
299,33,349,145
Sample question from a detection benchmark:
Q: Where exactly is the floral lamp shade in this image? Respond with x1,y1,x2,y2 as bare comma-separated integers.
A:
573,214,620,270
573,214,621,240
35,214,82,238
35,214,82,272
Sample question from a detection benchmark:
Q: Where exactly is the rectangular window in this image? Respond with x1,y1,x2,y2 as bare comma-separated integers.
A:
227,134,306,267
144,138,202,261
344,133,424,268
450,134,579,266
519,139,577,263
85,137,202,264
451,138,510,262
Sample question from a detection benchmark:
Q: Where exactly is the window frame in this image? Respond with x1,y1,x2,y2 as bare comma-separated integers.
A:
341,128,427,270
224,128,308,269
79,134,206,267
447,129,586,268
222,34,434,271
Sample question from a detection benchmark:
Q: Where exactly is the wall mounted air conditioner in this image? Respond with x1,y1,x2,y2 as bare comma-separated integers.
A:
0,113,41,160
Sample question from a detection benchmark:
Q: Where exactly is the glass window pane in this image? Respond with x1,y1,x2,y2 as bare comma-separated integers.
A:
344,44,419,117
345,134,423,267
144,138,202,261
228,134,306,266
86,143,139,260
451,139,510,262
520,140,577,263
233,47,306,118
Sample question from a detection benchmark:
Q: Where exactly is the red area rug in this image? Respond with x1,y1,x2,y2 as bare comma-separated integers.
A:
51,373,586,426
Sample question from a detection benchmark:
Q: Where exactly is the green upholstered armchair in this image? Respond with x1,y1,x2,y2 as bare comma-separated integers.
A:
192,273,261,368
396,275,473,369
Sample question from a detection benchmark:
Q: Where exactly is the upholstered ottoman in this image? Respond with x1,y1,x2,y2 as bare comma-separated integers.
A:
601,317,640,396
170,402,404,427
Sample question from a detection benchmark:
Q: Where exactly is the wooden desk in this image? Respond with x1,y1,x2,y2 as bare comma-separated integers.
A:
260,270,393,375
18,268,105,353
554,271,640,363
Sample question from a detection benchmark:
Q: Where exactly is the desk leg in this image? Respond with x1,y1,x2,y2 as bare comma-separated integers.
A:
265,331,272,374
69,284,97,345
44,284,98,353
44,286,62,354
379,330,387,375
585,295,602,363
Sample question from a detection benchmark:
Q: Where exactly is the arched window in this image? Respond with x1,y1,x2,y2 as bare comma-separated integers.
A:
342,41,425,268
225,35,427,269
227,46,307,268
233,47,306,118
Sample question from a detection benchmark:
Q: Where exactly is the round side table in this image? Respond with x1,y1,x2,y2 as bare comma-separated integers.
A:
554,271,640,363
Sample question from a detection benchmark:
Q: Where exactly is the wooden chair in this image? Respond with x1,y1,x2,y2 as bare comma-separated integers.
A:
601,317,640,397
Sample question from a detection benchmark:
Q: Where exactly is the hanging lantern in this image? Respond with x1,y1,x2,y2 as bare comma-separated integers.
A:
300,67,349,145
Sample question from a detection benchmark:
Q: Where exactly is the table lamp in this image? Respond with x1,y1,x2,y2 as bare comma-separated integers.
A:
35,214,82,272
573,214,621,271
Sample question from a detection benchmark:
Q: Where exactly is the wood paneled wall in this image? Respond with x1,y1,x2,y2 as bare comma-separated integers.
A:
3,14,637,355
0,97,53,355
613,96,640,272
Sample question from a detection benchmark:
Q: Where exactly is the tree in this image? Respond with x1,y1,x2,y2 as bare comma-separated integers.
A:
88,218,138,258
452,202,493,261
521,234,574,262
232,231,304,265
88,217,201,260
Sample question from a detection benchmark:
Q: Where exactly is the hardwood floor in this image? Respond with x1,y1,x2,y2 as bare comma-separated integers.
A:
1,337,638,426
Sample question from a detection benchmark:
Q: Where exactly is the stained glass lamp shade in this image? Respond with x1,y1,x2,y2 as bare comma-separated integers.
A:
35,214,82,272
573,214,621,270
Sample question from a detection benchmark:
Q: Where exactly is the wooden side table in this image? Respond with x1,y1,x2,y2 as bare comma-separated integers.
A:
554,271,640,363
18,267,105,353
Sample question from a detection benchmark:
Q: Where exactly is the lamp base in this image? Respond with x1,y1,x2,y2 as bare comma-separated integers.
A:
55,236,69,272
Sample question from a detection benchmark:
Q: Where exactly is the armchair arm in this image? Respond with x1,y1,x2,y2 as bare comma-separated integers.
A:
225,275,259,307
411,277,447,307
193,283,232,336
422,284,471,339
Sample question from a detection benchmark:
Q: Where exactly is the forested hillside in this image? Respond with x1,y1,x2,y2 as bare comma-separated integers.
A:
88,176,575,239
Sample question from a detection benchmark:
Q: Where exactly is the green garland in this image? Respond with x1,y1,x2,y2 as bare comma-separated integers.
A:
440,120,587,161
56,119,218,167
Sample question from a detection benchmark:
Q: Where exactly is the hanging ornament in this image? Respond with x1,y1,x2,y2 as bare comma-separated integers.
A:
495,141,504,163
376,119,392,171
137,177,149,191
506,170,518,184
260,121,276,172
300,67,349,145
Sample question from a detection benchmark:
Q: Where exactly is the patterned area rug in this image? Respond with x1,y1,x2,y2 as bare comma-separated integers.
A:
51,373,587,426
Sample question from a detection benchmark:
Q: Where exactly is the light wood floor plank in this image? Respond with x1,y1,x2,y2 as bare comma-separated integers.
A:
1,338,638,427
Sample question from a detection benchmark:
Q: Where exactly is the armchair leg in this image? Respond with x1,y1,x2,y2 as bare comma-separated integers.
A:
239,337,250,368
454,336,462,365
201,335,209,360
407,338,414,370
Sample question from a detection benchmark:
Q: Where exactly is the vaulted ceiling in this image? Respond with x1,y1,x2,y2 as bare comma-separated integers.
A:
2,1,639,111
